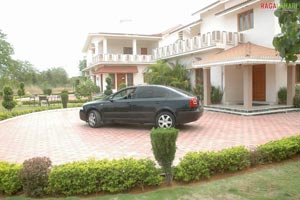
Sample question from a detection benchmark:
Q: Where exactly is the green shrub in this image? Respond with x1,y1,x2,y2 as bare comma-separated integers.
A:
277,87,287,104
0,162,22,195
43,88,52,95
2,86,16,111
104,77,113,96
17,82,25,97
48,158,162,195
193,83,204,100
119,83,127,90
211,86,223,104
174,146,250,183
60,90,69,108
256,135,300,163
150,128,179,185
19,157,52,197
293,85,300,108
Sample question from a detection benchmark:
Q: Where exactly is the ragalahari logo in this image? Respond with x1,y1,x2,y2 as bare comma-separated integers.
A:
260,2,298,10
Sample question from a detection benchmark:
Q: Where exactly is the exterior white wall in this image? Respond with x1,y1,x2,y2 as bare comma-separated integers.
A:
266,64,277,104
224,66,243,104
135,65,148,85
210,67,222,88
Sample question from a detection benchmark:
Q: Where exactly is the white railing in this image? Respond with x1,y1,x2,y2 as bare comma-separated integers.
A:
153,31,244,59
90,54,154,66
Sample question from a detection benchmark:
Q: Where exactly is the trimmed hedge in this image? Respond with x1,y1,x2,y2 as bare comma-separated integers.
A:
47,158,163,195
174,146,250,182
19,99,89,106
256,135,300,163
0,162,22,195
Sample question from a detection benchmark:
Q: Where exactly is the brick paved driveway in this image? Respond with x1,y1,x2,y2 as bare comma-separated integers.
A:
0,109,299,165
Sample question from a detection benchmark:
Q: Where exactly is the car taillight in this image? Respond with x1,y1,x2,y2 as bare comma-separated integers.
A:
190,97,198,108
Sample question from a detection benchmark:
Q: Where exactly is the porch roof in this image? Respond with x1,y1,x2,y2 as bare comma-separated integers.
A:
192,42,300,68
95,66,138,74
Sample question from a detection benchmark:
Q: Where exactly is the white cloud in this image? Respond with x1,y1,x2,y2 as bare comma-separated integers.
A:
0,0,210,77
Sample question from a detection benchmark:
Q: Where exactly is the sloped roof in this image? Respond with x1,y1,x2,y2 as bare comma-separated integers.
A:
193,42,288,67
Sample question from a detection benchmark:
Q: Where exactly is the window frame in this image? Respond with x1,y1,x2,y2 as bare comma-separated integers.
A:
238,9,254,32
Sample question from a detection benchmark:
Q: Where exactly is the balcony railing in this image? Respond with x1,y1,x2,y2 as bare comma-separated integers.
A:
89,54,154,66
153,31,244,59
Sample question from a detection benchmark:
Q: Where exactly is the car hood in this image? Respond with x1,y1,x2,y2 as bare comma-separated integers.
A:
83,98,108,107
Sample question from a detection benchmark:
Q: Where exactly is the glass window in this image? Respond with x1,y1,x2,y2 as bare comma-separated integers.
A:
109,73,115,89
123,47,133,54
112,88,136,100
127,73,133,86
238,10,254,31
296,64,300,83
135,87,169,99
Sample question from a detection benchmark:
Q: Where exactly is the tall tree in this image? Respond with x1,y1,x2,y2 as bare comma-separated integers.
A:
273,1,300,63
79,59,87,76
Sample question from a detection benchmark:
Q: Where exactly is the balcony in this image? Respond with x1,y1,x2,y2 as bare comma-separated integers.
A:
153,31,244,59
88,54,155,67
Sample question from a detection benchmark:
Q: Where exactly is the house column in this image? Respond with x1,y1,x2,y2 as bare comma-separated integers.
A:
243,65,253,109
203,68,211,106
93,41,99,55
132,39,137,55
287,64,296,105
103,38,107,54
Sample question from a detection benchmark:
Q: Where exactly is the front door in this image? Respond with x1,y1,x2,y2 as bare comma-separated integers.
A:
252,65,266,101
117,73,126,90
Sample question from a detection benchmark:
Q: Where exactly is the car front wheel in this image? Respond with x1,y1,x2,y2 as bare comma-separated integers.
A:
156,112,175,128
88,110,102,128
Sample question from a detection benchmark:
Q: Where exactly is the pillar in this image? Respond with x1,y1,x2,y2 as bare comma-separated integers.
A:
132,39,137,55
287,64,296,105
243,65,253,109
203,68,211,106
103,38,107,54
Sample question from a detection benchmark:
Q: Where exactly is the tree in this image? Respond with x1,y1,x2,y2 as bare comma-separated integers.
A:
273,1,300,63
104,77,113,96
75,79,99,100
145,60,191,91
2,86,16,111
17,82,25,97
150,128,179,185
79,59,87,76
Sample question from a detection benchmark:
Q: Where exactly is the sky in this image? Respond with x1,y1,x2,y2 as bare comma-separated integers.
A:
0,0,211,77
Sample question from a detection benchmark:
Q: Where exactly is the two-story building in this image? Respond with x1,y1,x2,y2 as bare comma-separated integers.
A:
82,32,161,92
82,0,300,112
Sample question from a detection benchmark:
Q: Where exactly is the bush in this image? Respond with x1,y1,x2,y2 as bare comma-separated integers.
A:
0,162,22,195
277,87,287,104
174,146,250,183
150,128,179,185
193,83,204,100
19,157,52,197
60,90,69,108
104,77,113,96
43,88,52,95
211,86,223,104
17,82,25,97
293,85,300,108
119,83,127,90
2,86,16,111
256,135,300,163
48,158,162,195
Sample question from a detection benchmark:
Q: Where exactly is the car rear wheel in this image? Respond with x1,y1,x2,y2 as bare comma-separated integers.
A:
88,110,102,128
156,112,175,128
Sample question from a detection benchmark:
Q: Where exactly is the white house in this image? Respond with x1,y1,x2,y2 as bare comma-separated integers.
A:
82,0,300,110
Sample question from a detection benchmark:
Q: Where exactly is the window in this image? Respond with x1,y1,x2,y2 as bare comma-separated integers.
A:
238,9,254,31
296,64,300,83
141,48,147,55
178,31,183,40
112,88,136,100
123,47,133,54
109,73,115,89
127,73,133,86
195,68,203,85
135,87,168,99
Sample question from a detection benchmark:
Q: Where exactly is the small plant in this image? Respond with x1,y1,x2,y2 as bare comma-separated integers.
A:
104,77,113,96
193,83,204,100
0,162,22,195
150,128,179,185
2,86,17,111
19,157,52,197
119,82,127,90
43,88,52,96
211,86,223,104
277,87,287,104
75,79,99,100
293,85,300,108
17,82,25,97
60,90,69,108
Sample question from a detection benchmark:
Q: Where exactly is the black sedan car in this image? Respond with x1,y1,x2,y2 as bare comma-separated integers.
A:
79,85,203,128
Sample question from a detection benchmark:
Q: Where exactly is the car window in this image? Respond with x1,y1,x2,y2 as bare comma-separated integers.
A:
112,88,136,100
135,86,169,98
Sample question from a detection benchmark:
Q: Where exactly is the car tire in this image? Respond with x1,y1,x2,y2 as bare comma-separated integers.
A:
88,110,102,128
156,111,175,128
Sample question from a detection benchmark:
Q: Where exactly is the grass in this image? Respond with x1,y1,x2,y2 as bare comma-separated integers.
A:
3,160,300,200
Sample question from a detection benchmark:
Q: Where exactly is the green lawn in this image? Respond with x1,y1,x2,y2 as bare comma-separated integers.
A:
3,161,300,200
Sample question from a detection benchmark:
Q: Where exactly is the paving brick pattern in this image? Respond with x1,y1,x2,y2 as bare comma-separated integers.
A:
0,109,299,165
